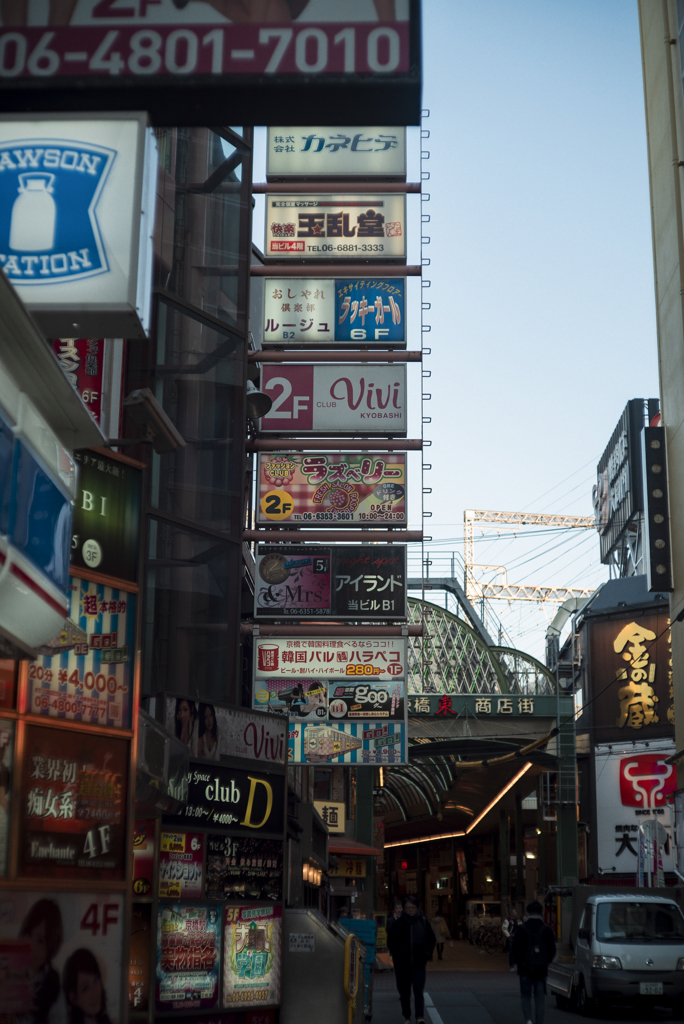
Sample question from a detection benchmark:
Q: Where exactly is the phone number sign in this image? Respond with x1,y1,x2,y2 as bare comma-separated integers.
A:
265,195,406,260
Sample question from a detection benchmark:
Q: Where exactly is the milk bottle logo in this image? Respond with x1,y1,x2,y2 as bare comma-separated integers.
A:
0,139,115,285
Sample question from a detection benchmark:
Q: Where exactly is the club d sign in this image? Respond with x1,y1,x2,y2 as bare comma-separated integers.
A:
164,762,284,836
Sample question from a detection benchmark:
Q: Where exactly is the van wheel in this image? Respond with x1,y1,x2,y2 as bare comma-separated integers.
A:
577,978,595,1017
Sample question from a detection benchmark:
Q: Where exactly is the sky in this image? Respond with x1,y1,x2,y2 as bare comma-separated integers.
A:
253,0,660,662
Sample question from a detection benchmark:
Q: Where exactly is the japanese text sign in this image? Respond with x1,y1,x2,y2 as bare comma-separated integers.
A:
255,544,406,620
163,696,286,766
254,637,407,681
313,800,345,833
329,857,367,878
132,818,154,897
289,720,407,765
163,762,285,837
156,904,221,1013
263,277,406,347
71,449,141,582
19,724,128,881
223,905,282,1009
265,194,406,260
0,9,418,127
53,338,104,426
159,831,204,899
0,891,125,1023
406,693,573,718
207,836,283,903
252,678,406,722
258,453,406,527
593,400,646,563
259,364,407,435
590,612,672,741
30,576,134,730
267,128,406,179
595,742,675,874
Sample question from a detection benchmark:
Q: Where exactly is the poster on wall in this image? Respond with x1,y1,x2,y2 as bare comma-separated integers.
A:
262,278,406,347
252,678,405,722
71,448,141,582
159,832,204,899
0,890,124,1022
132,819,155,897
254,636,407,682
267,128,406,180
253,678,328,720
254,544,406,620
595,740,676,874
222,905,282,1009
207,836,283,902
289,721,407,765
156,904,221,1012
0,718,13,878
259,363,407,436
257,453,406,526
53,338,104,427
129,903,152,1013
265,194,406,260
164,696,286,767
19,724,128,881
30,575,135,729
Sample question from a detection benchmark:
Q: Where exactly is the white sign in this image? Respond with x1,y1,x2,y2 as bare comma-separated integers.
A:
0,113,156,339
262,276,406,347
267,128,406,179
595,741,675,875
265,194,406,260
289,932,315,953
259,364,407,436
255,636,407,681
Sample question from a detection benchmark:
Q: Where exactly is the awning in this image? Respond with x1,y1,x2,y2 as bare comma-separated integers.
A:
0,270,105,450
328,838,384,858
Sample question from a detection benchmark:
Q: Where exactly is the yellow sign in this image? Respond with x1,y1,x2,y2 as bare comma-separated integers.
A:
314,800,345,833
614,622,659,729
329,857,367,878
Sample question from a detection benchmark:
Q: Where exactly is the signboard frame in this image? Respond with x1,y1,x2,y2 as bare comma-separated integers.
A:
593,400,647,564
265,193,406,261
267,127,406,180
0,2,422,127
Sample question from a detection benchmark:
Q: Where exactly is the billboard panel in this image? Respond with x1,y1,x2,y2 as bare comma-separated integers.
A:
159,831,204,899
254,544,406,620
163,762,285,837
30,575,135,730
254,636,407,681
71,448,142,583
0,114,155,338
156,904,221,1012
257,453,406,526
0,890,125,1023
289,720,407,764
163,696,287,767
253,678,406,722
207,836,283,902
19,724,128,881
593,400,647,564
595,741,675,875
223,905,282,1009
259,364,407,435
263,277,406,347
267,127,406,179
0,7,419,126
265,194,406,260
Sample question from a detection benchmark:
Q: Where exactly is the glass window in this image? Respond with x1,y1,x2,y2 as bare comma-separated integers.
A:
10,441,71,589
596,902,684,943
145,518,240,701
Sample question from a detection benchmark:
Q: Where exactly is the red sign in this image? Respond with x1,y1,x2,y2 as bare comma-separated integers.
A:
52,338,103,426
618,753,676,809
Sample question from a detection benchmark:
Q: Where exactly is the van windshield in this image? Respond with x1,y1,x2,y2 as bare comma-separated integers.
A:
596,903,684,943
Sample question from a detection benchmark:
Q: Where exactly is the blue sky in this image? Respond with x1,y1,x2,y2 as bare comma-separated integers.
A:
253,0,659,659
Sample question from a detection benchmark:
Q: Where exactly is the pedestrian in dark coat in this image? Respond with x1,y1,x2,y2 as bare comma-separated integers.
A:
511,900,557,1024
387,895,437,1024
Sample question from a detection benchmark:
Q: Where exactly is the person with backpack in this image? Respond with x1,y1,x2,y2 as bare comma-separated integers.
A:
386,895,437,1024
511,900,557,1024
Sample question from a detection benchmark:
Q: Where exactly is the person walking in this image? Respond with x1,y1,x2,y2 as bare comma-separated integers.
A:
387,895,436,1024
430,910,450,960
502,907,520,971
511,900,556,1024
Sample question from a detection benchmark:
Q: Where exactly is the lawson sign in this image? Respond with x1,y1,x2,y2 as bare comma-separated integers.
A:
0,114,156,339
259,364,407,436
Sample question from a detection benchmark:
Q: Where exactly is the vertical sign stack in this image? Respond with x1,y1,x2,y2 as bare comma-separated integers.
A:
248,127,424,768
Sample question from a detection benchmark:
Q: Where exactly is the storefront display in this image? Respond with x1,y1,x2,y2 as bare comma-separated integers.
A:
0,890,124,1022
223,905,282,1009
30,576,135,729
159,831,204,898
156,904,221,1012
19,724,128,880
207,836,283,902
